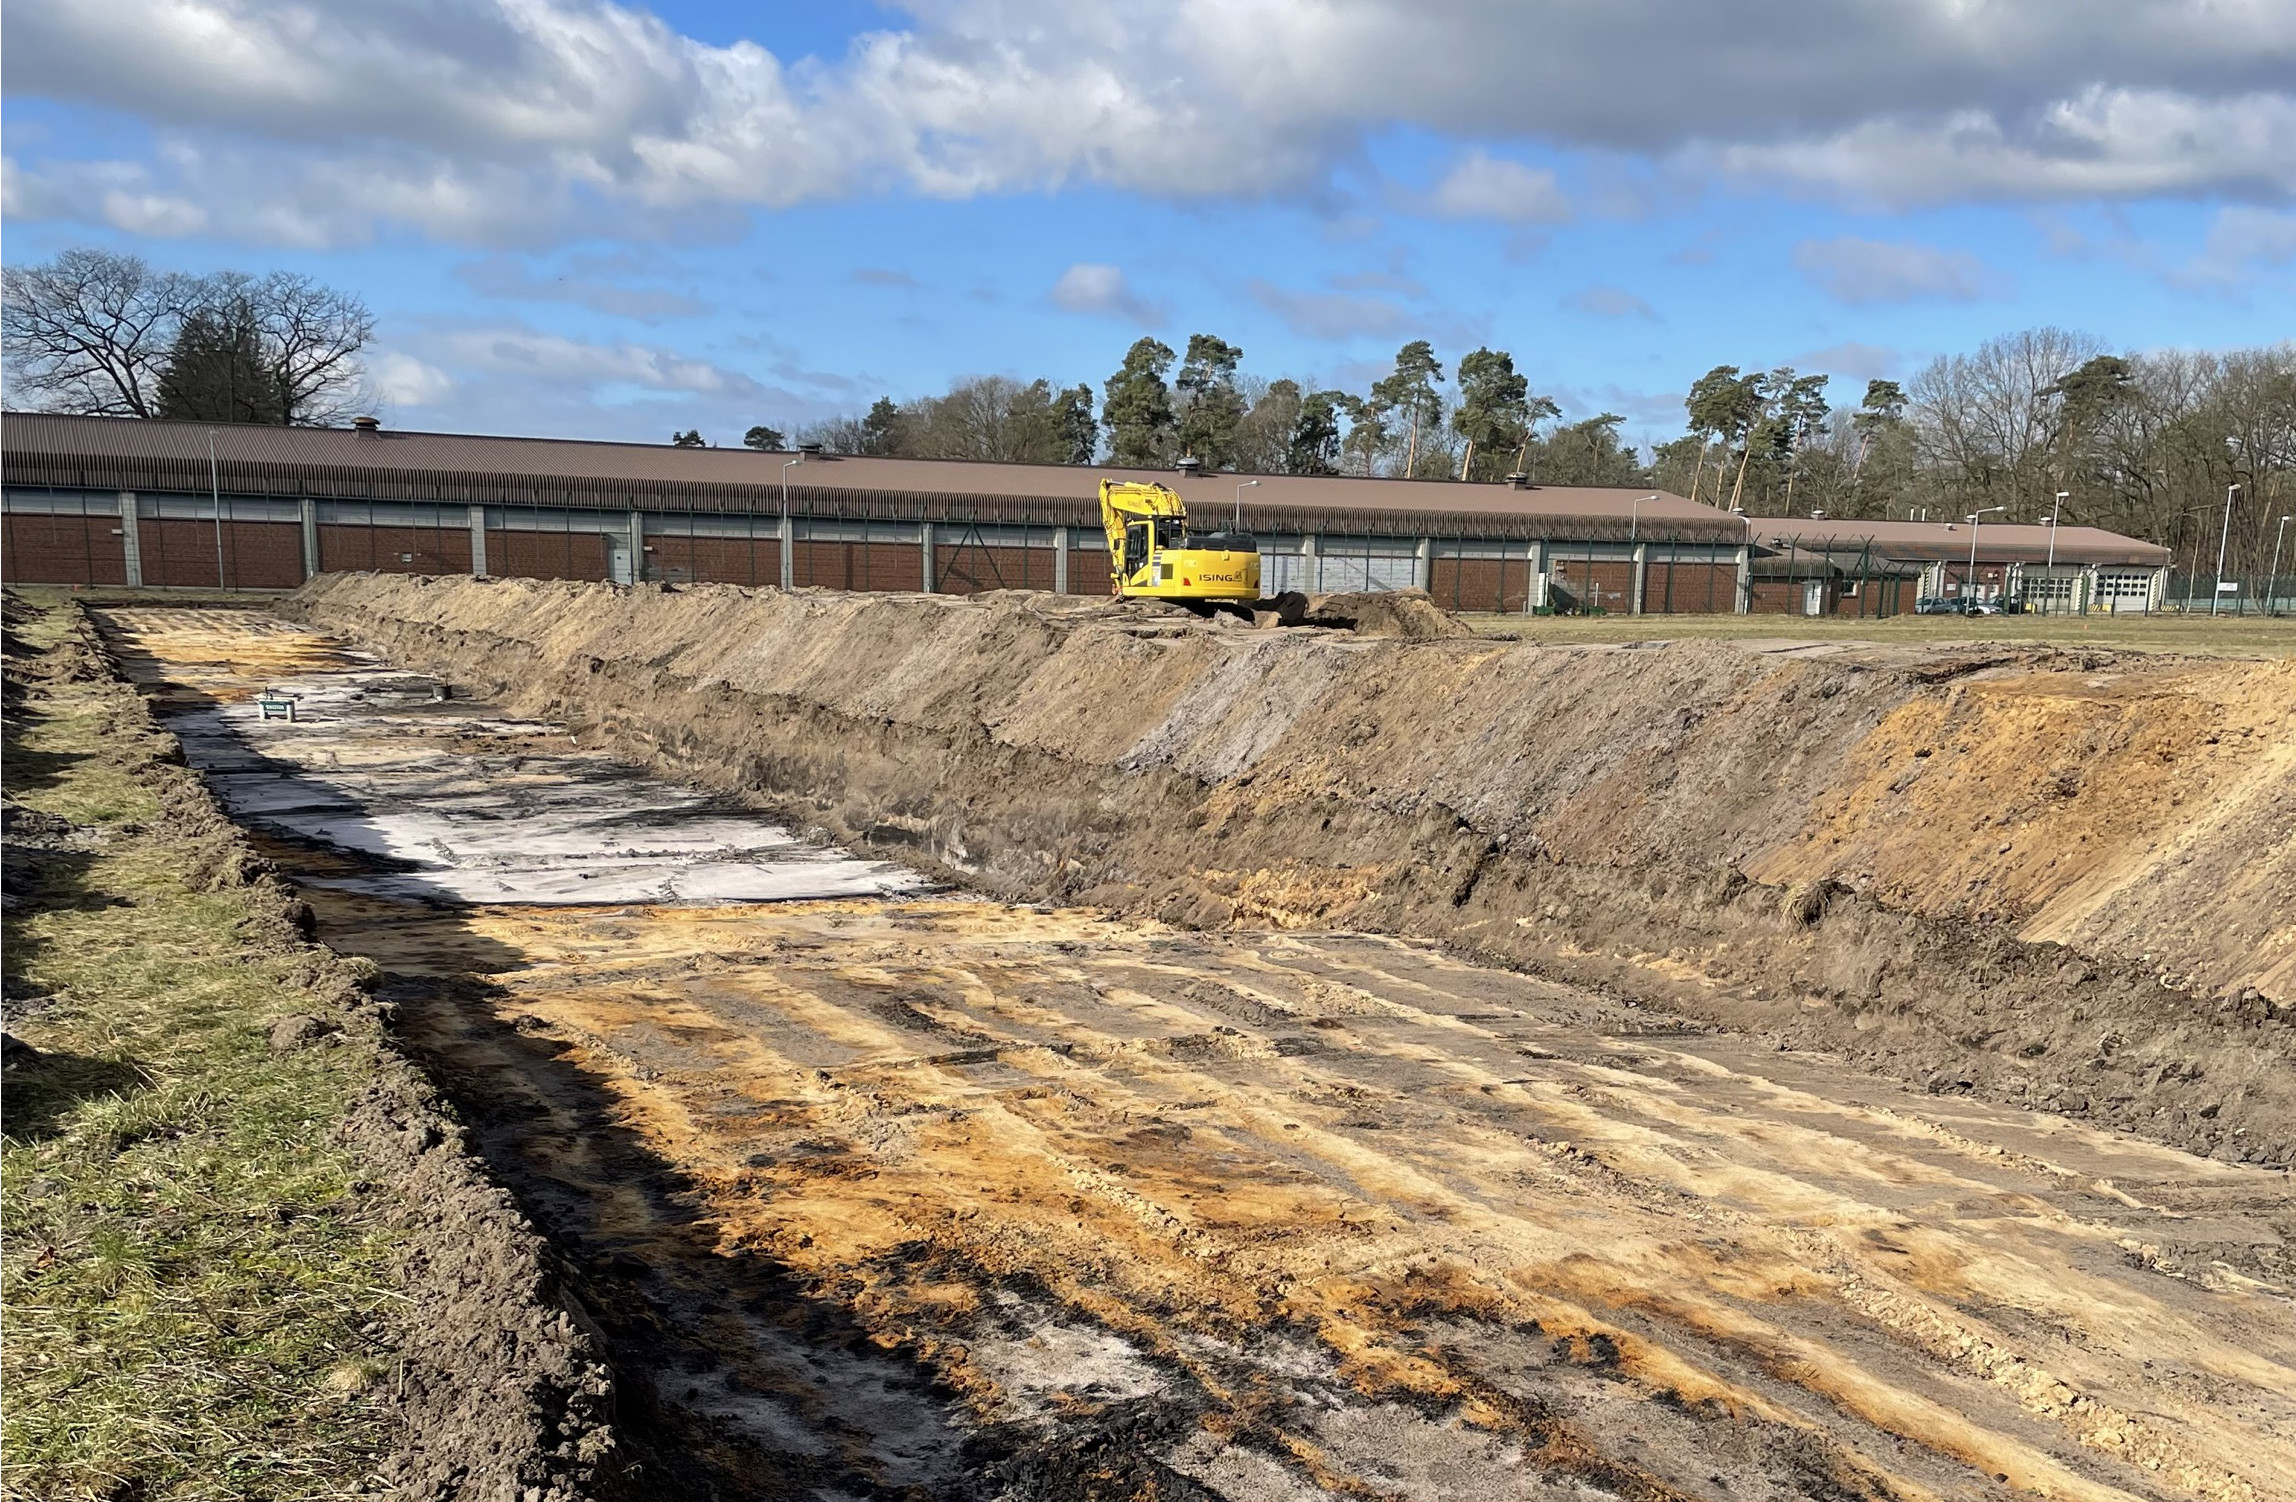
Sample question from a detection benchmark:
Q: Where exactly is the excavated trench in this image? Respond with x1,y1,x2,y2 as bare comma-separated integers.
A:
100,597,2296,1502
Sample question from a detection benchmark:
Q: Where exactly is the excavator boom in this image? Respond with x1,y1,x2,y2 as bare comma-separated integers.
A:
1099,479,1261,603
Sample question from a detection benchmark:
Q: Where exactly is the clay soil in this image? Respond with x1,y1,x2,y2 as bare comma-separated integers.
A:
91,599,2296,1501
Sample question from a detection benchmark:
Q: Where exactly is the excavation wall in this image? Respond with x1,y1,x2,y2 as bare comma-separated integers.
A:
285,574,2296,1165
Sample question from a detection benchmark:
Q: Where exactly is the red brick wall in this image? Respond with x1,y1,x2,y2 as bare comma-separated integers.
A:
1546,557,1635,613
2,514,129,585
1642,561,1737,614
936,542,1056,594
642,535,778,585
796,539,919,591
319,524,471,576
486,530,611,582
140,519,304,588
1745,578,1840,616
1428,556,1534,613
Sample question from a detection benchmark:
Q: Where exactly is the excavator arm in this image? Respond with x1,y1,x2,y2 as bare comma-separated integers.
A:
1096,478,1261,603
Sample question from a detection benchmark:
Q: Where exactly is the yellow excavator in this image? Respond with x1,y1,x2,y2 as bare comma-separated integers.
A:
1099,479,1261,603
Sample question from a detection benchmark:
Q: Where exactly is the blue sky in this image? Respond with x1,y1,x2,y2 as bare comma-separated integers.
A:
6,0,2293,451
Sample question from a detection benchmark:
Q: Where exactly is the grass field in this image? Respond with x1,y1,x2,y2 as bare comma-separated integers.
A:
2,600,401,1501
1458,608,2296,657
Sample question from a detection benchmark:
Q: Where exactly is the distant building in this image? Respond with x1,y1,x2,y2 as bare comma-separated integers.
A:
2,413,2170,615
1747,518,2172,614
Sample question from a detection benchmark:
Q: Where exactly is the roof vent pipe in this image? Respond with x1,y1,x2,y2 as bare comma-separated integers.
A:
1175,455,1204,477
352,415,381,437
797,441,824,455
1504,472,1530,489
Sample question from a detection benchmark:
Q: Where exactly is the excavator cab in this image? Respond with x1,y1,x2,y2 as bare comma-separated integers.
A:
1100,480,1261,603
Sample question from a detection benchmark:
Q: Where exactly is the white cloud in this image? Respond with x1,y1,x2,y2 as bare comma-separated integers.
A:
1246,280,1417,342
1794,236,2006,304
1561,286,1656,320
1422,152,1571,224
1794,342,1902,382
3,0,2292,248
454,255,710,320
2186,206,2296,285
1049,263,1163,323
373,350,456,408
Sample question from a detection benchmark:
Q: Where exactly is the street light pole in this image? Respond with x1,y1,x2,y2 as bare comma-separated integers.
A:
2269,515,2293,617
1964,506,2005,606
2214,483,2238,616
1235,478,1259,529
781,453,803,591
209,430,226,589
1630,493,1655,542
2047,490,2067,613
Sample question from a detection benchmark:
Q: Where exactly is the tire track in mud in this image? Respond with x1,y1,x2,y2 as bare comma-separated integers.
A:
101,607,2296,1502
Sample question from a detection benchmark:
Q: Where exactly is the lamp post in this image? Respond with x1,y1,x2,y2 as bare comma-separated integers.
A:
1630,493,1656,542
2045,490,2067,613
1964,505,2005,606
2269,515,2293,617
2213,483,2239,616
1235,478,1259,529
208,430,227,590
781,453,803,590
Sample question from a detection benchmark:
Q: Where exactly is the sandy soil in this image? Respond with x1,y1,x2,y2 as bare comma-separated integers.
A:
96,603,2296,1502
282,578,2296,1168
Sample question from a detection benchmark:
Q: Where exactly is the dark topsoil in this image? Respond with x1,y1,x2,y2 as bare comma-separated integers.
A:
5,595,616,1501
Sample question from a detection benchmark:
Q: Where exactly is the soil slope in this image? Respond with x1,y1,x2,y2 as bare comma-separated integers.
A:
284,576,2296,1166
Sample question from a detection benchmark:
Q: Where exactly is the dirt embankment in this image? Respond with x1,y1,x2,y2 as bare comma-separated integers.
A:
286,576,2296,1165
14,597,617,1500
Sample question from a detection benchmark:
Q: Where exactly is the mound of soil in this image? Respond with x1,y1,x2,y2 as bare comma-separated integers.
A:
285,576,2296,1167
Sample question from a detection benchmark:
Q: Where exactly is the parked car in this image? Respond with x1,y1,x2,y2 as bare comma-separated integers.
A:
1914,596,1958,614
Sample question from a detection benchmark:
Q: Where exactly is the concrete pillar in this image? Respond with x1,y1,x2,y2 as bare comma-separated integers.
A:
1734,544,1753,614
627,510,645,584
1052,526,1069,595
1300,533,1319,593
779,514,795,590
921,523,937,592
469,505,488,578
1528,540,1547,614
1414,536,1433,591
118,492,144,588
299,497,320,580
1631,542,1648,615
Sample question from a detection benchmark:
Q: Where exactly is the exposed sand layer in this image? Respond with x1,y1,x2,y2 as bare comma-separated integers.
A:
96,603,2296,1502
283,578,2296,1167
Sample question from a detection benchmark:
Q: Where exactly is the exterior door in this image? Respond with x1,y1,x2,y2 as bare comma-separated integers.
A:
1803,580,1824,616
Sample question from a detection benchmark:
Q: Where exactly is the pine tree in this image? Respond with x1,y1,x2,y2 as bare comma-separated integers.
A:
1173,334,1245,468
1102,337,1177,467
155,303,284,424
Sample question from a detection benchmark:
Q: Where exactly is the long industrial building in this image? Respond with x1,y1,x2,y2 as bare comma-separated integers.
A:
2,414,2171,614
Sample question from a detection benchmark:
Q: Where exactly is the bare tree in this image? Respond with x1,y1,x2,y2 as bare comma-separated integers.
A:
2,248,194,417
4,247,373,426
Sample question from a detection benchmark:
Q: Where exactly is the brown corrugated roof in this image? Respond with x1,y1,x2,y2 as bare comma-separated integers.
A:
3,412,1750,544
1749,517,2169,567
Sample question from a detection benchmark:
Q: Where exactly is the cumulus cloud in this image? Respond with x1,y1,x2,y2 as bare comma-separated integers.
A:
1422,152,1571,224
1794,236,2007,304
372,350,456,408
1561,286,1656,320
3,0,2292,248
1049,263,1164,323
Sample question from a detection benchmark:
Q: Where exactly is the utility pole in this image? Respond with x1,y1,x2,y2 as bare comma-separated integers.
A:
2046,490,2067,613
2214,483,2238,617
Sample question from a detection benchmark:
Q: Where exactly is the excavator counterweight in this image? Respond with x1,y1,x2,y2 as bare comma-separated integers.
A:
1099,479,1261,603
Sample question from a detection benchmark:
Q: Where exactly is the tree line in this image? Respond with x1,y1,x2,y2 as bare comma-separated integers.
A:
3,248,374,426
8,248,2291,576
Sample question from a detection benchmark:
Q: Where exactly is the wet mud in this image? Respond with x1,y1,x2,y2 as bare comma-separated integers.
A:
95,604,2296,1501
